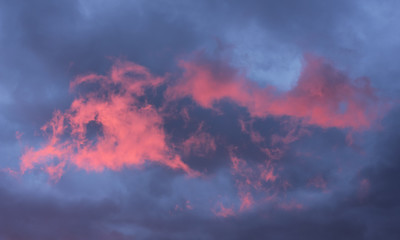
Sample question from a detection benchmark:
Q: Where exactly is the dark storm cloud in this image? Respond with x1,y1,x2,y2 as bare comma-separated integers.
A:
0,0,201,129
204,0,355,41
354,107,400,239
0,173,119,240
0,163,395,240
189,0,400,95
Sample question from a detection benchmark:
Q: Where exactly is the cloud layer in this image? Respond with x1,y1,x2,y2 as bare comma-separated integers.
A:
0,0,399,239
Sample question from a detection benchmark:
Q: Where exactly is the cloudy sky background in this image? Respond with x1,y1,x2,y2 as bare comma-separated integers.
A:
0,0,399,239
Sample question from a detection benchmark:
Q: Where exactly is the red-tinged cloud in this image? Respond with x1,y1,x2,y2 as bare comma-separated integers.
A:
18,52,385,184
230,154,278,211
308,175,328,190
182,123,216,157
212,202,235,218
20,60,195,180
166,53,383,129
238,119,265,143
239,192,254,211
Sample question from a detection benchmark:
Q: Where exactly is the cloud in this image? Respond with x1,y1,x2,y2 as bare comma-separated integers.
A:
1,0,399,239
166,52,385,129
182,123,216,157
20,60,195,180
18,49,388,191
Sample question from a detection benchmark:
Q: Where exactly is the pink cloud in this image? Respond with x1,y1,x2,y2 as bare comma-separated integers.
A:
308,175,328,190
18,51,387,185
230,154,278,211
212,202,235,218
20,60,196,180
166,53,385,130
182,123,216,157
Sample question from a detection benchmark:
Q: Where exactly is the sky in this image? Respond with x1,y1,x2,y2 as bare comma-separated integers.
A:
0,0,399,239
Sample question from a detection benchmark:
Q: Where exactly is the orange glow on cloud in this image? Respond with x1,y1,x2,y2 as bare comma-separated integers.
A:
21,60,195,180
166,53,383,129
